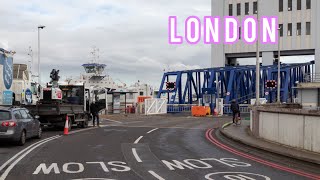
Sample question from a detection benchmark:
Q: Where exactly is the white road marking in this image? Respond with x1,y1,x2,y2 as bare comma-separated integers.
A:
132,148,142,162
72,178,116,180
134,136,143,144
147,128,159,134
103,119,123,124
0,135,60,172
148,170,165,180
0,136,61,180
68,127,97,135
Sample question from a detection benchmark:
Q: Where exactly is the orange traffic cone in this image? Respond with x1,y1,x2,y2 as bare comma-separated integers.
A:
64,115,69,135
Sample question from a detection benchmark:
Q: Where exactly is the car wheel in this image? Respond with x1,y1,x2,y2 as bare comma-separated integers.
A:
36,126,42,139
18,131,26,146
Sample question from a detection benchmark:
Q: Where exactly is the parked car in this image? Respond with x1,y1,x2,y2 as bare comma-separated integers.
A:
0,106,42,146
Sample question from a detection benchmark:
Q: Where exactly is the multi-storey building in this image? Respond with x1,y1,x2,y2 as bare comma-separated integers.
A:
211,0,320,72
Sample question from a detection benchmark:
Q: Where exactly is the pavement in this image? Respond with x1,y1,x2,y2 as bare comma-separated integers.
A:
0,114,319,180
220,120,320,165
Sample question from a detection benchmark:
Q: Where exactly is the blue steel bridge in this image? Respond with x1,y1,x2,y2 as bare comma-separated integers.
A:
157,61,314,111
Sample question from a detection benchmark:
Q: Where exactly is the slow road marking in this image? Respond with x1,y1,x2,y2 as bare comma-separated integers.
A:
148,170,165,180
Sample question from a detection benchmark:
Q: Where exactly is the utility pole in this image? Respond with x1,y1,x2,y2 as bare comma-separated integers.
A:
277,26,281,104
255,0,260,105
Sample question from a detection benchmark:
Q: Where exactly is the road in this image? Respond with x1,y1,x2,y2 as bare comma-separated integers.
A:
0,114,319,180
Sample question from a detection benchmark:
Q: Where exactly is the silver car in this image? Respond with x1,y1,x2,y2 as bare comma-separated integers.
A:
0,107,42,146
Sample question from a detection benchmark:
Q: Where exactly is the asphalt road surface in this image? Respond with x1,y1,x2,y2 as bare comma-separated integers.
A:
0,114,319,180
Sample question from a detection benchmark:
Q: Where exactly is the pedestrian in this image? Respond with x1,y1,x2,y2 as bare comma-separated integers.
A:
230,99,240,125
90,102,100,127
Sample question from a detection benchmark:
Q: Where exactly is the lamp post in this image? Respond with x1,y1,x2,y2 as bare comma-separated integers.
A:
38,25,45,86
277,26,282,104
255,0,260,105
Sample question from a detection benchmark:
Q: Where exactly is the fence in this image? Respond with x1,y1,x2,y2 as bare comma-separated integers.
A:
223,104,250,114
167,104,194,113
304,73,320,82
145,98,167,115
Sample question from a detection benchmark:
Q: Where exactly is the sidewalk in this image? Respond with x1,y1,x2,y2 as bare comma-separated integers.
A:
220,120,320,165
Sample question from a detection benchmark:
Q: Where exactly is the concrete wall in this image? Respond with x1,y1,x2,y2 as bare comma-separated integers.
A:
297,88,319,108
252,104,320,153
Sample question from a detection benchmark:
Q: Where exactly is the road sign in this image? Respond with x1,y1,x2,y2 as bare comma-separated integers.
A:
25,88,33,104
265,80,277,89
226,92,230,96
2,90,12,105
265,92,269,96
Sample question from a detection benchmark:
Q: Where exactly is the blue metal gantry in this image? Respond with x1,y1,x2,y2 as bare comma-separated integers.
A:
157,61,314,106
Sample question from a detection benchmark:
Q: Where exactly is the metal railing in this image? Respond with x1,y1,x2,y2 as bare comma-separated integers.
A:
304,73,320,83
167,104,194,113
223,104,250,114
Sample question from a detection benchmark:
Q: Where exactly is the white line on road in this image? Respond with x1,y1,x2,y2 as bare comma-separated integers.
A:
148,170,165,180
0,136,61,180
68,127,98,135
147,128,159,134
132,148,142,162
134,136,143,144
103,119,123,124
0,135,60,172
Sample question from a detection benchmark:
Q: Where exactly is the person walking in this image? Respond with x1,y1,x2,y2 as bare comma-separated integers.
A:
90,102,100,127
230,99,240,125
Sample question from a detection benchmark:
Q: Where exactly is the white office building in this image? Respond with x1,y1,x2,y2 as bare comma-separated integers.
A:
211,0,320,72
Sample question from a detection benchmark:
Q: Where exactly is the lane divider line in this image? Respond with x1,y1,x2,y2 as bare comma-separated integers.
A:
147,128,159,134
205,128,320,180
134,136,143,144
148,170,165,180
0,135,61,180
0,135,60,172
132,148,142,162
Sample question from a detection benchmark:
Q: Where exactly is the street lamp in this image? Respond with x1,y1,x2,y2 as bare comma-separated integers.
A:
255,0,260,105
38,25,45,86
277,26,282,104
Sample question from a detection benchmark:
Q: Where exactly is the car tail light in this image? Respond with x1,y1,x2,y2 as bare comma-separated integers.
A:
1,121,16,127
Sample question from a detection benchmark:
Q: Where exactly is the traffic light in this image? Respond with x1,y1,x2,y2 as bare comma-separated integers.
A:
265,80,277,89
166,82,176,91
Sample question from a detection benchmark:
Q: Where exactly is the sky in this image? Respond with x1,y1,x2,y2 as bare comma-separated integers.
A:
0,0,211,88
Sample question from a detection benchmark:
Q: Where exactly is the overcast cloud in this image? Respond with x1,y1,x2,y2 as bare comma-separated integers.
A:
0,0,211,88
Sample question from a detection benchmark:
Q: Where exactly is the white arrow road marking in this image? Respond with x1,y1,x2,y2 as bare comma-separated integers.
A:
134,136,143,144
132,148,142,162
148,170,165,180
0,135,60,172
0,136,61,180
147,128,159,134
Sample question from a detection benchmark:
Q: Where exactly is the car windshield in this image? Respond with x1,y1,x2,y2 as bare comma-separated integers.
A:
0,110,11,120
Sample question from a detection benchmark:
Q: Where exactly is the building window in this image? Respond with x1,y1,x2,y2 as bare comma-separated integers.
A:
306,0,311,9
306,22,311,35
297,0,301,10
297,23,301,36
288,0,292,11
237,3,241,16
287,23,292,36
279,0,283,12
245,2,249,15
279,24,283,37
253,2,257,14
229,4,233,16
